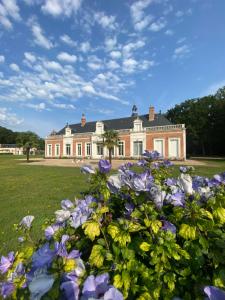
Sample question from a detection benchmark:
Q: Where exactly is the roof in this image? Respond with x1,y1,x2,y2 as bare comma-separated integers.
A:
57,114,173,135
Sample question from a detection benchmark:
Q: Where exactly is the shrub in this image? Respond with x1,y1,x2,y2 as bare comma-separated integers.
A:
0,152,225,299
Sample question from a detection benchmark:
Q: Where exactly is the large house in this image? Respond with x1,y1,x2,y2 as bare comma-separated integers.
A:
45,106,186,160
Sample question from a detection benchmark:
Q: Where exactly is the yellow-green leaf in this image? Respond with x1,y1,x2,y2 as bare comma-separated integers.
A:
179,224,197,240
213,208,225,224
108,224,131,247
140,242,151,252
200,208,213,220
150,220,162,234
128,222,143,232
83,221,100,241
89,245,105,268
113,274,123,289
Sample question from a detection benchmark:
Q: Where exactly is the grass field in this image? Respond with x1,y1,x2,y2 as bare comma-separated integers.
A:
0,155,225,254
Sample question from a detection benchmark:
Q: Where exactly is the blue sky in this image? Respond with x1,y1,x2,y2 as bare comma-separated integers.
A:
0,0,225,137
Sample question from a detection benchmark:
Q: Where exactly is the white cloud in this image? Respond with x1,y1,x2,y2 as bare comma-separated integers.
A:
106,60,120,70
110,51,121,59
52,103,76,110
105,36,117,51
0,107,23,126
173,44,190,59
94,11,117,30
149,19,166,32
175,10,184,18
10,63,20,72
130,0,153,31
0,55,5,63
123,40,145,57
26,102,46,111
41,0,82,17
44,60,63,71
24,52,36,63
57,52,77,63
123,58,138,73
87,55,102,70
0,0,21,30
30,19,53,49
60,34,76,47
80,41,90,53
175,9,192,18
177,37,186,44
165,29,174,36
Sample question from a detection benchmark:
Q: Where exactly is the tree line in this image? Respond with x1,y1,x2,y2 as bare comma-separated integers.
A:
166,86,225,157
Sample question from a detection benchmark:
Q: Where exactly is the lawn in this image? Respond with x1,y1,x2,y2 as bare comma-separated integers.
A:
0,155,225,254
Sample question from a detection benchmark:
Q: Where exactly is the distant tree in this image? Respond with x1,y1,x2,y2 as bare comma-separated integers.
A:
0,126,17,144
16,131,40,162
102,130,119,164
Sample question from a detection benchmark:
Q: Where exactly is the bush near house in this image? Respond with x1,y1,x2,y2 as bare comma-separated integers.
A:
0,152,225,299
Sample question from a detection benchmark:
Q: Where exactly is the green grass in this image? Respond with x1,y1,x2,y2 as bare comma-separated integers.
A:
0,155,87,254
0,155,225,254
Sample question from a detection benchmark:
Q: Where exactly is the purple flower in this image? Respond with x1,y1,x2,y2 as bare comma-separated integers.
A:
162,160,173,168
149,184,166,209
104,287,123,300
167,192,185,207
179,173,193,194
70,196,95,229
136,159,148,167
55,235,70,257
132,171,154,192
0,252,14,274
55,210,71,223
179,166,188,173
107,174,123,193
161,221,176,234
165,178,177,186
98,160,111,174
45,224,60,240
142,150,161,161
204,286,225,300
81,165,95,174
28,269,54,300
125,202,134,218
32,243,56,270
20,215,34,229
81,273,109,299
61,280,80,300
0,281,14,299
61,199,74,210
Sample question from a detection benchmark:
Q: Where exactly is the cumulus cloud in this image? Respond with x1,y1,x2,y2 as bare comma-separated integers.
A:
57,52,77,63
52,103,76,109
130,0,153,31
173,44,190,59
165,29,174,36
80,41,90,53
87,55,102,70
94,11,117,30
41,0,82,17
202,80,225,96
149,18,166,32
105,36,117,52
60,34,76,47
24,52,36,63
109,51,121,59
0,0,21,30
123,40,145,58
106,60,120,70
29,19,53,49
0,55,5,63
10,63,20,72
25,102,46,111
0,107,23,126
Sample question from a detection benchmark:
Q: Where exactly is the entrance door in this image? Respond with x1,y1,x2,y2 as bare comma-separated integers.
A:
169,139,179,158
154,139,164,157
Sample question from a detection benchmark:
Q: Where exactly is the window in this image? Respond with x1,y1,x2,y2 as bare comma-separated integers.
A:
134,123,141,131
47,144,52,156
55,144,60,156
66,144,71,156
96,122,104,134
65,127,71,136
77,143,82,156
118,141,124,156
133,141,143,156
86,143,91,156
97,143,103,156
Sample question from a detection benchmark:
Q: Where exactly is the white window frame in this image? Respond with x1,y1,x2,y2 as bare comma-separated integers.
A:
85,143,91,156
97,143,104,156
76,143,82,157
47,144,52,157
168,137,180,158
66,143,71,156
55,144,60,157
153,138,165,157
133,141,143,157
118,141,125,157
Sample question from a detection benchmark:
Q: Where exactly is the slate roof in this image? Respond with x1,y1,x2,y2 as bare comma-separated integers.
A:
57,114,173,135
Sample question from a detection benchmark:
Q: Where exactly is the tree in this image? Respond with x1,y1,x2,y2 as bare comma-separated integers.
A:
0,126,17,144
16,131,40,162
102,130,119,164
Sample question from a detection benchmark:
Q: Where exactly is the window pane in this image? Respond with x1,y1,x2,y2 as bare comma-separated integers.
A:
66,144,71,156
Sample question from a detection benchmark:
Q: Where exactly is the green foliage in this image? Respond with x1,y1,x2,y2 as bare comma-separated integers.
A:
102,129,119,163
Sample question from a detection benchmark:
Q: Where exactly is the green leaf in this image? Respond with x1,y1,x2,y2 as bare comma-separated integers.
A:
213,208,225,224
179,224,197,240
199,208,213,220
113,274,123,289
98,206,109,214
128,222,143,232
150,220,162,234
108,224,131,247
89,245,105,268
83,221,100,241
140,242,151,252
137,292,152,300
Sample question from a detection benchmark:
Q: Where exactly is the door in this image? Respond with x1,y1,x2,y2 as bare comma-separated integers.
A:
169,139,179,158
154,139,164,157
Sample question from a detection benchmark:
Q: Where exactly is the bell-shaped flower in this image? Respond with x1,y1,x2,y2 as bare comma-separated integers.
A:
204,286,225,300
20,215,34,229
161,220,176,234
28,268,54,300
55,209,71,223
81,165,95,174
98,160,111,174
142,150,160,161
61,199,74,210
107,174,123,193
81,273,109,299
104,287,123,300
149,184,166,209
45,224,60,240
179,173,193,195
0,252,14,274
0,281,15,299
32,243,56,270
61,280,80,300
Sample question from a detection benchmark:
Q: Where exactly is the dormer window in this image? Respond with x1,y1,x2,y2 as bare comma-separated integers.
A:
96,121,104,134
133,118,143,132
65,126,72,136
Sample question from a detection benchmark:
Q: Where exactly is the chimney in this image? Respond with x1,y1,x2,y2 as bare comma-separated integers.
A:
81,113,86,127
149,106,155,121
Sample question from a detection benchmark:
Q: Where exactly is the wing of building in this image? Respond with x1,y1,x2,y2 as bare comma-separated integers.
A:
45,106,186,160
